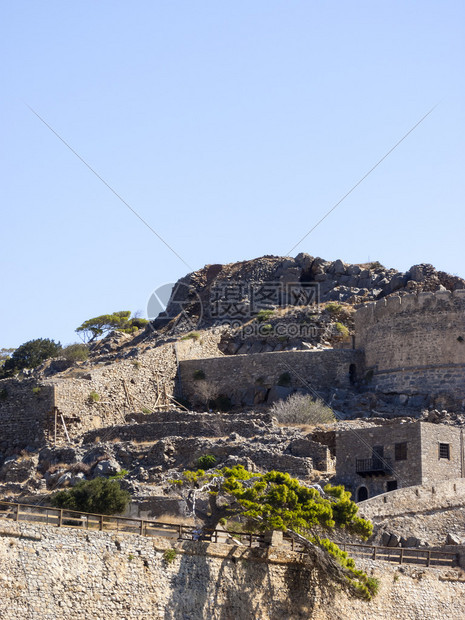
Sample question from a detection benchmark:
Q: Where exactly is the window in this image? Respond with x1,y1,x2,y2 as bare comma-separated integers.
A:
386,480,398,492
439,443,450,460
395,442,408,461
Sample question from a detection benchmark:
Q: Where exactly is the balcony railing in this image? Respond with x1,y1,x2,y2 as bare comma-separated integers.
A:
356,457,393,476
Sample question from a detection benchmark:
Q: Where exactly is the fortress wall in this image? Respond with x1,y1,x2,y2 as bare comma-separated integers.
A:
355,291,465,397
0,520,464,620
358,478,465,519
179,349,364,405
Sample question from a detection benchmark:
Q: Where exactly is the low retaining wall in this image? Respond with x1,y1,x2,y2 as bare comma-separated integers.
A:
358,479,465,519
0,520,464,619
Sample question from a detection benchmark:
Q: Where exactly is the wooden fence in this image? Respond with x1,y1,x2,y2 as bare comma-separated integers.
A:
0,500,458,567
0,500,264,547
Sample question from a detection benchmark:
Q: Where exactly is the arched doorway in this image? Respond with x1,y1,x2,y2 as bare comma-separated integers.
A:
357,486,368,502
349,364,357,385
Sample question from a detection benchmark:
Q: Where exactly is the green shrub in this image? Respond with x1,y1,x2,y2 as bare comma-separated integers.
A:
368,261,384,270
62,343,89,362
193,369,206,381
196,454,217,470
109,469,128,480
141,407,151,414
335,322,350,339
256,309,274,323
325,303,342,315
277,372,292,387
51,477,130,515
270,393,335,426
1,338,62,377
163,548,177,564
32,386,41,395
0,388,7,401
88,391,100,403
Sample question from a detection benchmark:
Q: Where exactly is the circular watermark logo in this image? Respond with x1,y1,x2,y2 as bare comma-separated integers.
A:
147,282,203,332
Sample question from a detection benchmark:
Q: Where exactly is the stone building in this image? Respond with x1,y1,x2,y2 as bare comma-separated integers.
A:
335,421,465,501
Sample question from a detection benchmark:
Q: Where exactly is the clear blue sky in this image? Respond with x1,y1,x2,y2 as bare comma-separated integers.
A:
1,1,464,348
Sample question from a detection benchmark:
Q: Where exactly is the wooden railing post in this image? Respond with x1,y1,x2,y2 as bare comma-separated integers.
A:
58,509,63,527
99,515,104,531
399,548,404,565
140,520,145,536
179,524,182,539
373,546,377,560
14,504,20,522
427,551,431,567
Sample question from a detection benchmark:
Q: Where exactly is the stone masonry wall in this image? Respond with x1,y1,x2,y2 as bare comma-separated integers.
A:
358,478,465,520
336,422,423,498
0,379,54,450
420,423,464,484
355,291,465,401
179,349,363,406
0,342,179,449
336,422,464,500
0,520,465,619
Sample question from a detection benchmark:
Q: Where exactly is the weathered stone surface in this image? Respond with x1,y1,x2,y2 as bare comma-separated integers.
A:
1,520,465,620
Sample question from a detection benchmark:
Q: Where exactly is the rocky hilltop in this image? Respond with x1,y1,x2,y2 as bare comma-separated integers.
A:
154,254,465,332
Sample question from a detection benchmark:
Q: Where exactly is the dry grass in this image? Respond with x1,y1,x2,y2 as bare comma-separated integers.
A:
155,513,196,526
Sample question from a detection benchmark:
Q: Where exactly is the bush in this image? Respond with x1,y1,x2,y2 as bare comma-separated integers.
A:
62,343,89,362
335,322,350,340
163,548,177,564
193,369,206,380
51,477,130,515
325,303,342,315
270,393,335,426
109,469,128,480
88,391,100,403
256,309,274,323
196,454,217,470
1,338,62,377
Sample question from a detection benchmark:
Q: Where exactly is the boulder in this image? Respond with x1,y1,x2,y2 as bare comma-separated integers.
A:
446,533,461,545
93,458,121,477
387,533,401,547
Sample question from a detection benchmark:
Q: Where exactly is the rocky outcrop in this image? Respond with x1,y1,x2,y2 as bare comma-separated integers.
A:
153,254,465,332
